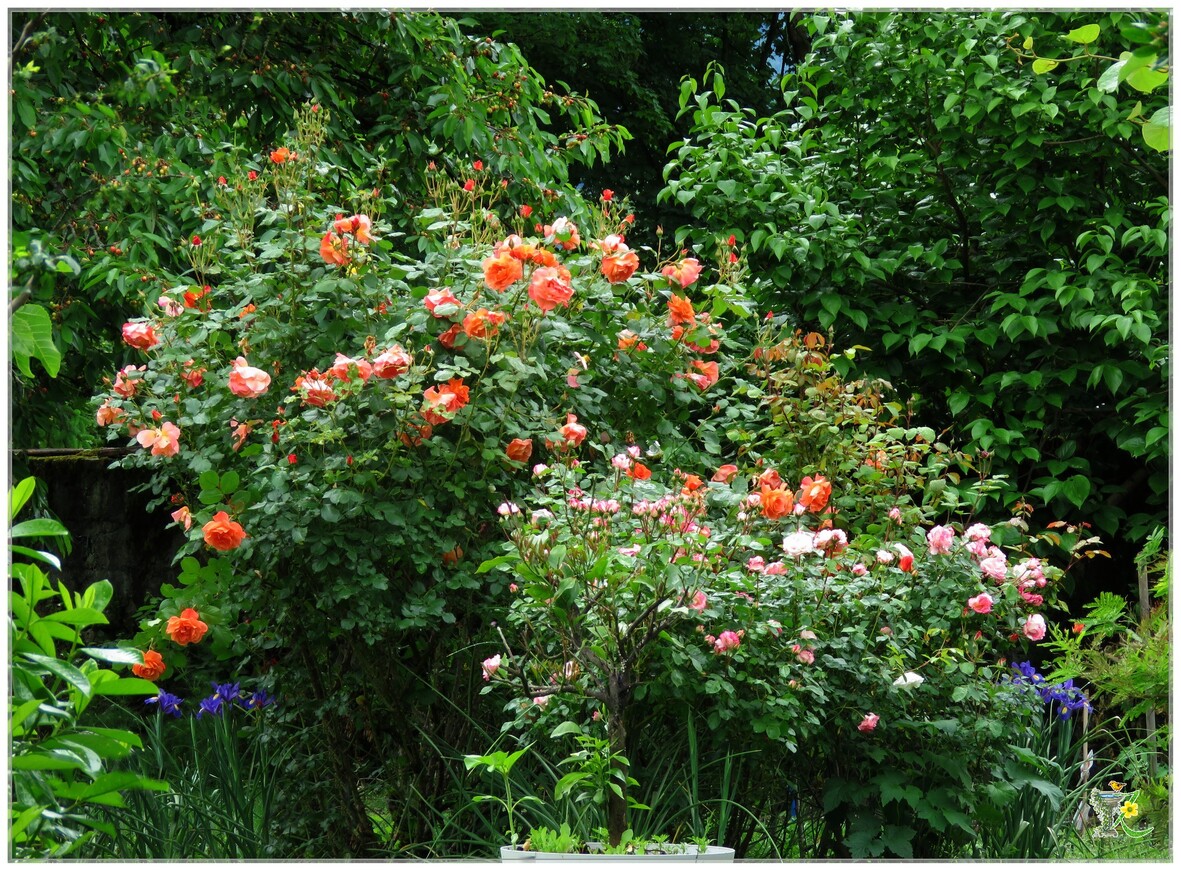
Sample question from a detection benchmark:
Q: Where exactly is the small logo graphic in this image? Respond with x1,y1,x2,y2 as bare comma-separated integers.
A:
1088,787,1152,840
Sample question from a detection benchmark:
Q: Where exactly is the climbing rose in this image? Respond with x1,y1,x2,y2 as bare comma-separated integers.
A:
372,345,412,379
712,630,741,654
201,511,247,552
95,401,124,427
968,593,994,614
505,438,533,463
528,267,574,312
166,608,209,646
132,649,166,681
759,485,793,520
113,365,144,398
667,294,696,327
329,353,373,382
228,357,271,398
686,360,719,391
712,464,739,483
980,556,1008,582
422,377,470,425
136,422,181,457
481,655,501,681
482,251,524,291
559,413,588,448
170,506,192,531
320,231,348,266
601,249,639,284
121,322,159,350
797,476,832,512
662,257,702,288
424,287,461,316
858,713,880,733
965,523,992,542
927,525,956,555
1023,614,1047,642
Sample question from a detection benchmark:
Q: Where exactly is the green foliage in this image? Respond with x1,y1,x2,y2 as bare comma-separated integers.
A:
524,821,581,853
10,10,627,449
9,478,166,859
661,10,1168,544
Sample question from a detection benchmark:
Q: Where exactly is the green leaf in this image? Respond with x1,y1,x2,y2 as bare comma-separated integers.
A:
1063,24,1100,44
10,304,62,377
1142,106,1170,152
10,518,70,539
549,720,584,739
1031,58,1059,75
79,647,142,666
1061,474,1091,509
20,653,91,696
90,676,163,697
1126,62,1168,94
10,477,37,521
1097,60,1125,93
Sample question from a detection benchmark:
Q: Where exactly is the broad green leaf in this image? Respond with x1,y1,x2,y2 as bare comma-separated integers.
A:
1031,58,1058,75
20,652,91,696
1064,24,1100,44
1097,60,1125,92
1061,475,1092,509
1142,107,1170,152
1126,63,1168,94
549,720,584,739
10,477,37,521
10,304,62,377
79,647,142,666
90,676,162,697
11,518,70,539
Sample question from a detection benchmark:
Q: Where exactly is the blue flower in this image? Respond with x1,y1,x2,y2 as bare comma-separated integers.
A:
244,689,275,710
211,681,241,704
197,694,225,719
1011,663,1091,719
145,690,184,717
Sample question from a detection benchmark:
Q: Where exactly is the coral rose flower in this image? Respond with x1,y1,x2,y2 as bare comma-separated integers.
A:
667,294,696,327
759,485,794,520
463,308,508,340
712,464,739,484
372,345,412,379
133,649,166,681
122,322,159,350
113,365,144,398
528,267,574,313
424,287,461,317
617,330,647,352
228,356,272,398
687,360,719,391
95,401,125,427
320,231,348,266
601,249,639,284
798,476,832,512
481,654,501,681
858,713,880,733
333,214,373,244
136,422,182,457
894,543,916,572
438,323,463,350
293,370,337,407
166,608,209,645
662,257,702,288
546,217,580,250
422,377,470,425
202,511,247,552
482,251,524,291
505,438,533,463
628,462,652,481
171,506,192,531
559,413,588,448
270,147,293,164
329,353,373,382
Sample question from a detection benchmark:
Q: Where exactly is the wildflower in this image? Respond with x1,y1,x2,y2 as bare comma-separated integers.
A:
202,511,247,552
482,655,502,681
166,607,209,645
1121,801,1139,819
122,321,159,350
858,713,880,733
132,649,166,681
145,690,184,717
197,695,225,718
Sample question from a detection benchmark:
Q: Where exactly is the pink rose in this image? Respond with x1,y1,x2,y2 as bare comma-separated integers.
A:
689,590,708,613
782,530,816,557
329,352,373,382
894,543,915,572
926,525,955,555
373,345,413,379
852,563,868,576
964,523,992,542
792,644,815,665
481,654,502,681
170,505,192,531
858,713,880,733
122,321,159,350
888,507,902,521
136,422,181,457
662,257,702,288
528,266,575,313
712,630,741,654
1023,614,1047,642
980,556,1008,582
228,357,271,398
424,288,461,317
968,592,994,614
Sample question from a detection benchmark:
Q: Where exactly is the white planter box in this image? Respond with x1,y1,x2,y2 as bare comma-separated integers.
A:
500,845,735,861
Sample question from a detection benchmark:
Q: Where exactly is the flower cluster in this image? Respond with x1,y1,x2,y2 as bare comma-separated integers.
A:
1009,661,1092,720
144,681,275,719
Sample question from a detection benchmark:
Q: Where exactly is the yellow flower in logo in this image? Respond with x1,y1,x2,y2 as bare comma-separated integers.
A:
1120,800,1139,820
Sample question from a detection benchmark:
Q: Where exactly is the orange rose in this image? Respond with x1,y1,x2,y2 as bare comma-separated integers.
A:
506,438,533,463
628,462,652,481
202,511,247,552
667,294,696,327
601,250,639,284
528,267,574,313
442,545,464,565
166,608,209,646
132,649,166,680
482,252,524,291
712,464,739,484
798,475,832,512
422,377,470,425
759,485,794,520
463,308,507,340
559,413,588,448
320,231,348,267
758,468,783,490
681,474,704,494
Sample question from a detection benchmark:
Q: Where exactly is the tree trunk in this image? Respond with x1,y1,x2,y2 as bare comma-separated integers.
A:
606,670,631,846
